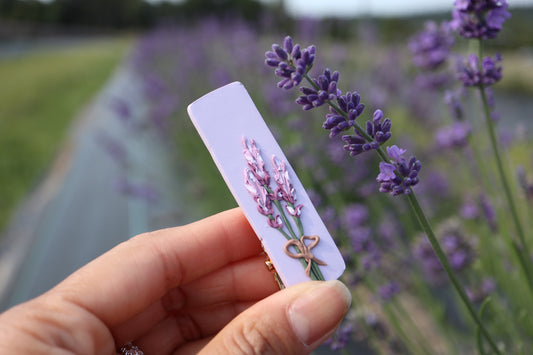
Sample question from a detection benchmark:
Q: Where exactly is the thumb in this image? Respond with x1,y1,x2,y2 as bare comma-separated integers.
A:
201,280,352,354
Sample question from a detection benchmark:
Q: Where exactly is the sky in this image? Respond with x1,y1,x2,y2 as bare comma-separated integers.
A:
146,0,533,18
281,0,533,17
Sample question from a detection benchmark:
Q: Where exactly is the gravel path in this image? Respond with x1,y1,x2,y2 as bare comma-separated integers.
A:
0,63,198,310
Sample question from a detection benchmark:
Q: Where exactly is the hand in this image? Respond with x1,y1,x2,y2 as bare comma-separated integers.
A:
0,208,351,354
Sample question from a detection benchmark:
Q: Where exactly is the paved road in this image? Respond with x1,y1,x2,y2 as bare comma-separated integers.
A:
0,63,198,310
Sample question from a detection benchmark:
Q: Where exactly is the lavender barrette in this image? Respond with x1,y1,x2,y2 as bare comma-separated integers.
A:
243,137,326,280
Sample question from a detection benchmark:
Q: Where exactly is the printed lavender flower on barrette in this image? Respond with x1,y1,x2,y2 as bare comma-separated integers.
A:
242,137,326,280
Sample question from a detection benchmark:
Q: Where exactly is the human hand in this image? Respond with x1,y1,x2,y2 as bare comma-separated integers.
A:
0,208,351,354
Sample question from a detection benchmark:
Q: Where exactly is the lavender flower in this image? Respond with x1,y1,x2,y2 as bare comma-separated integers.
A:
409,21,454,71
414,220,476,284
376,146,422,196
414,237,447,284
323,91,366,138
435,121,472,149
457,54,502,87
444,89,465,120
114,177,159,204
95,132,127,167
325,322,354,350
110,97,132,123
414,72,452,90
378,281,400,301
321,206,342,233
349,227,381,270
480,194,498,231
342,203,369,229
517,166,533,201
466,278,496,303
296,68,340,110
450,0,511,40
342,109,391,156
349,227,374,254
265,36,316,89
483,87,500,121
460,197,479,219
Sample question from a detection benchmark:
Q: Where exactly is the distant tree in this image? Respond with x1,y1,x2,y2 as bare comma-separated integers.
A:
0,0,265,29
178,0,263,22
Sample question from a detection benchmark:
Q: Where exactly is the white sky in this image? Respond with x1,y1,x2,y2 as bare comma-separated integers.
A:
145,0,533,18
282,0,533,17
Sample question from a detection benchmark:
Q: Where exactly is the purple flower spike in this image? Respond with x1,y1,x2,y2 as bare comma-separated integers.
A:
378,281,400,301
325,323,354,351
409,21,454,71
323,91,365,138
457,54,503,87
341,109,391,156
386,145,407,162
435,121,472,149
414,220,476,284
377,146,421,196
369,109,392,143
444,90,465,120
451,0,510,40
467,278,496,303
265,36,316,90
296,68,340,109
377,162,396,182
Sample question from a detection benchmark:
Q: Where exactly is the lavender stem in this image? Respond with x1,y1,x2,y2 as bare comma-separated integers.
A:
477,40,533,291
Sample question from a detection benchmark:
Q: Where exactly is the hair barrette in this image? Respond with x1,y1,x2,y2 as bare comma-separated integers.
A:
187,82,345,288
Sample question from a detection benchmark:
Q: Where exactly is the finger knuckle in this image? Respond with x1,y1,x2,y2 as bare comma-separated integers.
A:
225,320,280,355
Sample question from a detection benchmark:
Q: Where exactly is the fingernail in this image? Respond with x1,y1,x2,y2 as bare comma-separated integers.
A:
287,280,352,347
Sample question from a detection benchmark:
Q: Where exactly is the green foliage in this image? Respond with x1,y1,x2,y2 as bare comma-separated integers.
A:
0,0,266,29
0,37,132,231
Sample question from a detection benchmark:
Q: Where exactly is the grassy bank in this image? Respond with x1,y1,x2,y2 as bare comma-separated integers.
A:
0,36,132,231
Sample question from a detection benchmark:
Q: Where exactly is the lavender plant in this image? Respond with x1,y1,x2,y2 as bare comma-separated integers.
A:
265,31,502,355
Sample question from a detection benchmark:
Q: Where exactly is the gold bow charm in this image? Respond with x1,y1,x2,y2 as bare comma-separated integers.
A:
284,235,327,277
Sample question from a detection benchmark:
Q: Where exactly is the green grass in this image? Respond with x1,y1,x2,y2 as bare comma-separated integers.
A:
0,36,132,231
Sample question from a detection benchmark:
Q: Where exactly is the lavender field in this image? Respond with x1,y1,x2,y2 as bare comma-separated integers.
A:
99,3,533,351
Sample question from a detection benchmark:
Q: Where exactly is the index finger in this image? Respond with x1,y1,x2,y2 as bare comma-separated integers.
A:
51,208,264,327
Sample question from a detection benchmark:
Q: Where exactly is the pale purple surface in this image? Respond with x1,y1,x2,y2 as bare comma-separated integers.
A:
187,82,345,287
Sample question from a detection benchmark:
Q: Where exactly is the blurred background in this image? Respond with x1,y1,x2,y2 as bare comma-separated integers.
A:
1,0,532,353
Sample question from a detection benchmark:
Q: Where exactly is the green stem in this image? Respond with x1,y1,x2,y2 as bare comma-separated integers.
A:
407,192,501,355
476,297,492,355
478,85,533,278
477,39,529,253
